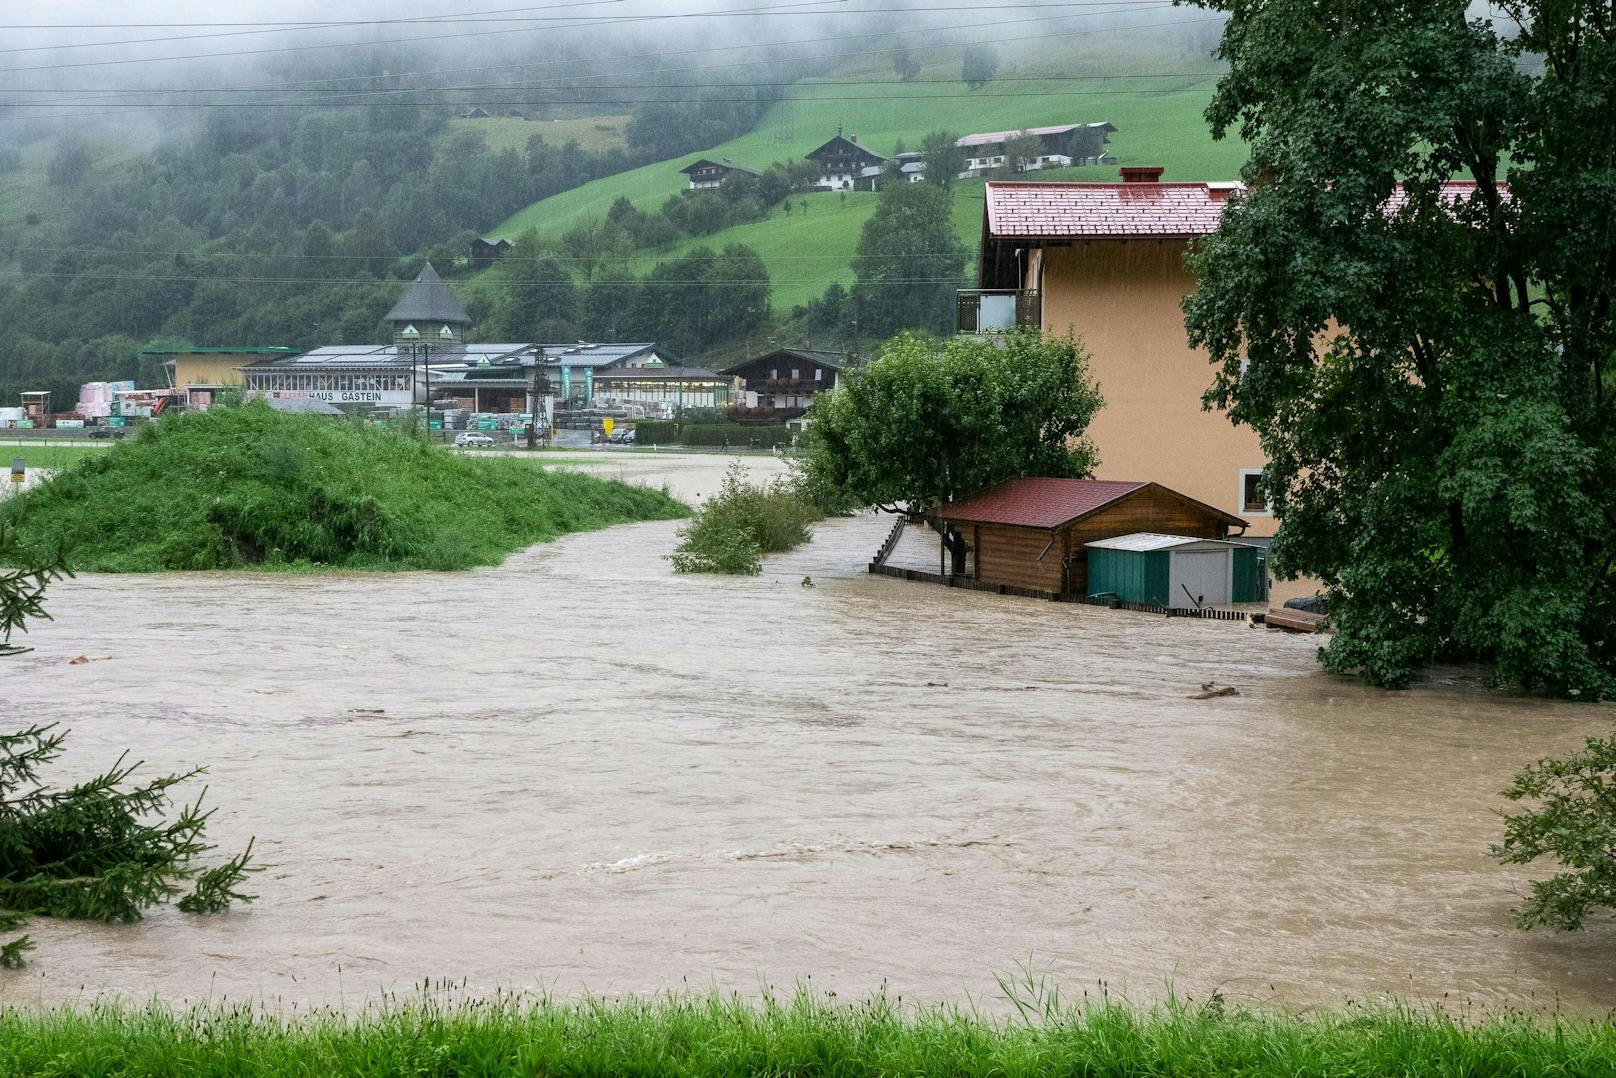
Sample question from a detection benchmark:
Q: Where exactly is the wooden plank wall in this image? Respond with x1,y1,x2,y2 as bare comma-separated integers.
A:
956,486,1235,597
972,523,1064,592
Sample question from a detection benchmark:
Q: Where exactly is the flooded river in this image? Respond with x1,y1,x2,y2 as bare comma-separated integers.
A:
3,453,1613,1012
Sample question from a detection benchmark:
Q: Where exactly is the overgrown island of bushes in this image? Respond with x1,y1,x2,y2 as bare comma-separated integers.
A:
0,403,688,572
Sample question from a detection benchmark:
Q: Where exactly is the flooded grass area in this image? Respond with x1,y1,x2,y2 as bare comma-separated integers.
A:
3,454,1614,1013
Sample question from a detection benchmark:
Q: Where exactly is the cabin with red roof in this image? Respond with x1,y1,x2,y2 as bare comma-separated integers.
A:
928,477,1247,598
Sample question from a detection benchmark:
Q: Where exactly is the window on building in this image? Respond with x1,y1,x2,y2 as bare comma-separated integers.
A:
771,368,778,379
814,368,823,381
1240,468,1271,515
790,368,799,380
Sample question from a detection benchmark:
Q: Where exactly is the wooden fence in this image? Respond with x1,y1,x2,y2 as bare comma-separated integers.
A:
867,561,1254,622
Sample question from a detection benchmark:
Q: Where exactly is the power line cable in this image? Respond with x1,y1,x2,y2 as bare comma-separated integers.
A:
0,4,1198,97
0,0,851,75
0,2,1185,78
0,1,1174,29
0,86,1215,108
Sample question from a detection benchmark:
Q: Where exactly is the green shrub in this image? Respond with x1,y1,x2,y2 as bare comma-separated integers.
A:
1494,724,1616,930
634,420,679,446
0,402,689,572
682,423,793,448
668,462,820,574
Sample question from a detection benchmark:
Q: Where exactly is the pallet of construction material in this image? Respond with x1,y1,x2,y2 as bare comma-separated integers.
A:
1263,607,1329,633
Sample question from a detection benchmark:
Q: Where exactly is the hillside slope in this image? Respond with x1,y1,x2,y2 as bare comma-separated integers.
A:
485,37,1241,309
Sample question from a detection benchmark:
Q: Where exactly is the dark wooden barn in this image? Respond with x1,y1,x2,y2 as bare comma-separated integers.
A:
470,238,511,268
928,477,1248,598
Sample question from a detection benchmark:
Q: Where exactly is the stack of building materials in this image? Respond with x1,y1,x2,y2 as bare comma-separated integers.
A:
76,382,113,419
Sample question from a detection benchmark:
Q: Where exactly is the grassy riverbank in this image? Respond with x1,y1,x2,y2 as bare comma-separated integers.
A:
0,992,1612,1076
0,405,688,571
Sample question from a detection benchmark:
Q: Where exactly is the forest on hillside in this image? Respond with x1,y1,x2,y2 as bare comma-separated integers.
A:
0,2,1222,403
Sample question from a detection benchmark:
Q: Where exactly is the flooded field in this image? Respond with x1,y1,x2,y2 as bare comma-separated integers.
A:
3,453,1613,1012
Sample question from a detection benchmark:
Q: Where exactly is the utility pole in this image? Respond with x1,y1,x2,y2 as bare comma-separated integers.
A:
526,347,546,450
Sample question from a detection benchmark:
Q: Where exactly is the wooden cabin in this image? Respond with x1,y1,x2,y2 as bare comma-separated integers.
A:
930,477,1248,598
678,157,762,191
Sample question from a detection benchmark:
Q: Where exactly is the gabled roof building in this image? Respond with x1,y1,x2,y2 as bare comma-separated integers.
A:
805,133,891,190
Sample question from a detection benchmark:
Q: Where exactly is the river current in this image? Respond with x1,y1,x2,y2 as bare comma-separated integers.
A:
3,453,1612,1012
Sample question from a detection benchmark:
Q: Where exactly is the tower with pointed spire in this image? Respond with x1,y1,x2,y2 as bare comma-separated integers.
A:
385,262,471,351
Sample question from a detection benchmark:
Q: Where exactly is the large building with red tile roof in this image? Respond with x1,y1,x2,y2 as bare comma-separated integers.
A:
964,168,1273,534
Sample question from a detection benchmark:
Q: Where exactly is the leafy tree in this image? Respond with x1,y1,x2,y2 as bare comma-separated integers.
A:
1493,726,1616,930
1002,131,1046,175
46,138,94,187
891,44,921,82
961,44,999,90
918,130,967,188
851,181,970,336
798,332,1103,562
1183,0,1616,697
489,232,576,342
0,537,255,968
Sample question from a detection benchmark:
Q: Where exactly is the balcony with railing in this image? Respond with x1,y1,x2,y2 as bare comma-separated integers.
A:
956,289,1040,334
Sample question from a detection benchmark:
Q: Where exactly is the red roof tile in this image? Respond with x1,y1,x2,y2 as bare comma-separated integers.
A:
935,478,1148,529
984,179,1488,240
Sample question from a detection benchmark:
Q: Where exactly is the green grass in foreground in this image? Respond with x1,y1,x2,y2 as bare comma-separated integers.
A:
0,404,689,572
0,443,111,470
0,991,1612,1077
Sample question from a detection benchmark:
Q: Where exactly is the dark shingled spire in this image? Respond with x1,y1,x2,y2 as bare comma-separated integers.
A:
385,262,471,325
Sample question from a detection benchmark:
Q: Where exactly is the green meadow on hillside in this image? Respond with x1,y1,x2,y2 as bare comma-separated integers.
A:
442,114,630,156
483,35,1242,310
0,133,147,234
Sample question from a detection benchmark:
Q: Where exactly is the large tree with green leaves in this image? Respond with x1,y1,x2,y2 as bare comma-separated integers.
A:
1183,1,1616,697
851,181,971,337
799,331,1103,563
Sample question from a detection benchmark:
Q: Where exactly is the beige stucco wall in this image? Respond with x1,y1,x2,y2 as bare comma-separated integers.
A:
1036,241,1275,537
171,354,250,389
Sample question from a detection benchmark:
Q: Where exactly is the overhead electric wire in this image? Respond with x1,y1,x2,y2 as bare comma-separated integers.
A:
0,2,1184,78
0,1,637,57
0,267,972,287
0,72,1222,97
0,87,1215,108
0,0,855,75
0,4,1197,98
0,1,1174,29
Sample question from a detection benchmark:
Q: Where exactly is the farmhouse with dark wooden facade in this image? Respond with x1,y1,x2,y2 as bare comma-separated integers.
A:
720,348,846,418
679,158,762,191
805,133,890,190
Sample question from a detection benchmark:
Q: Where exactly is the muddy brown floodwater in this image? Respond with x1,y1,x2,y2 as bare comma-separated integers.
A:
3,452,1614,1013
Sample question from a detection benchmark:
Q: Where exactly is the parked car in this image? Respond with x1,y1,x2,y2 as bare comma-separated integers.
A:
88,428,126,440
608,428,636,445
454,432,497,448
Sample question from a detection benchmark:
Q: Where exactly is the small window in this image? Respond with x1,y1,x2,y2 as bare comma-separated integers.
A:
1240,468,1272,516
814,368,823,381
771,369,778,379
791,368,799,380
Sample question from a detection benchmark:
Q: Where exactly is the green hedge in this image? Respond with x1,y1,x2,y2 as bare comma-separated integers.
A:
682,423,793,448
634,420,679,446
